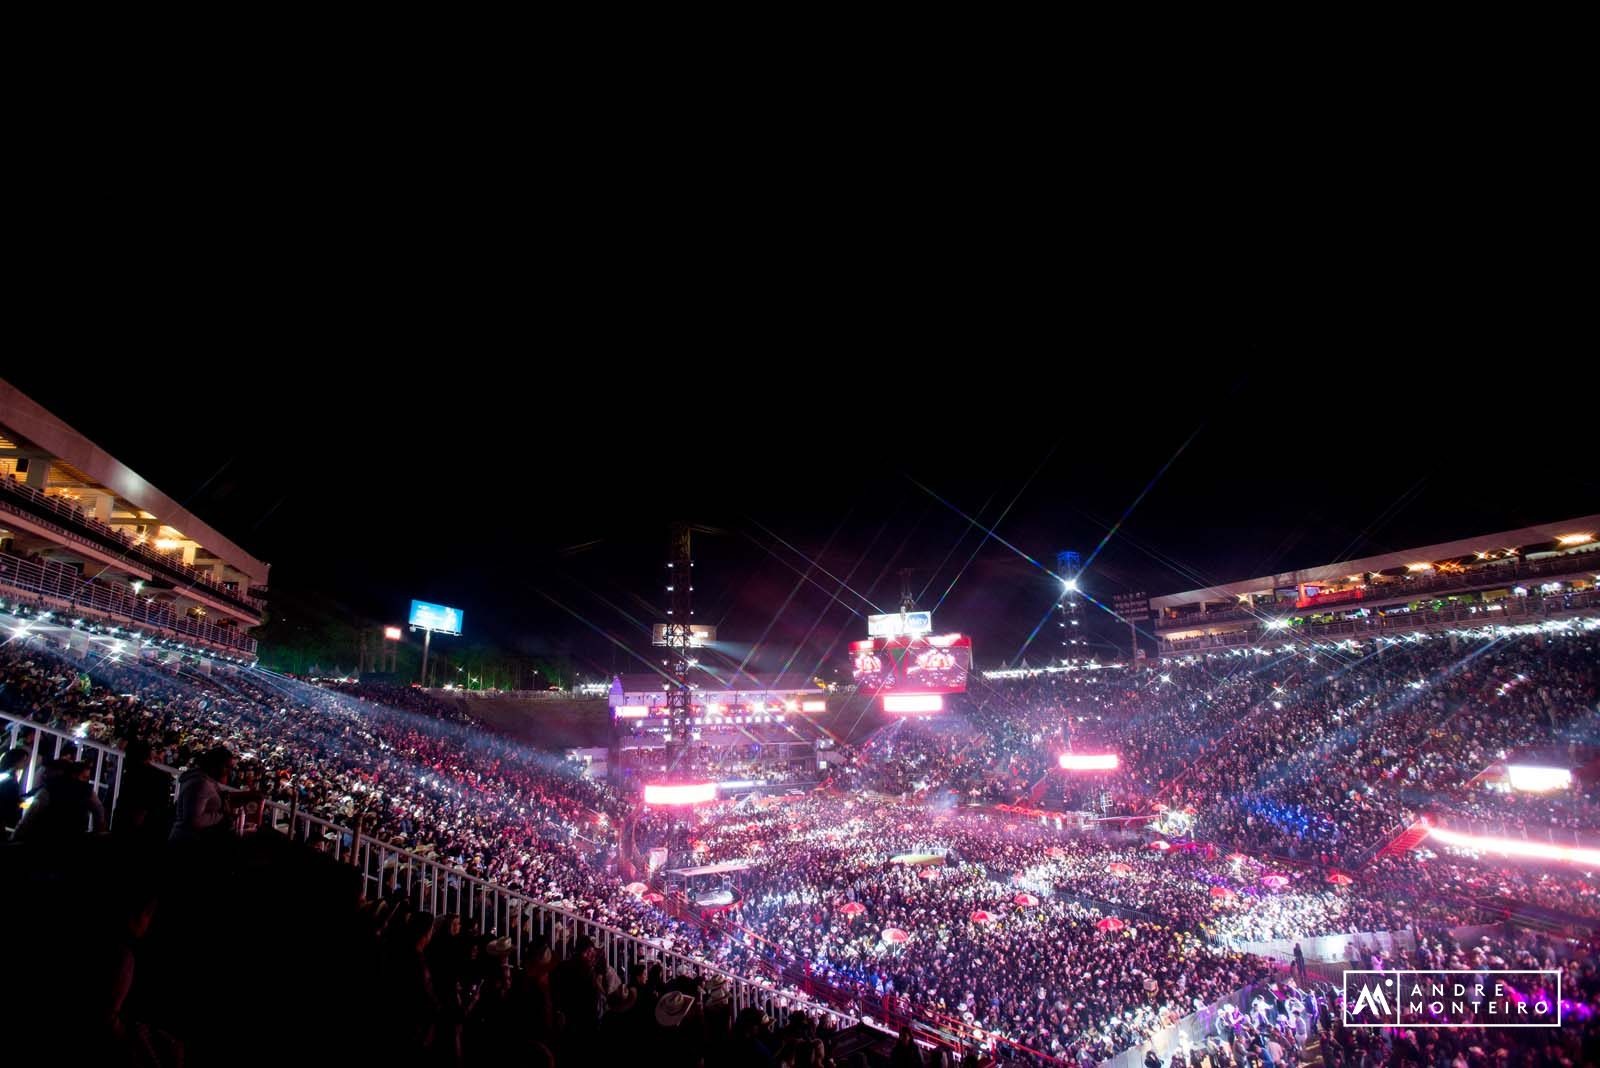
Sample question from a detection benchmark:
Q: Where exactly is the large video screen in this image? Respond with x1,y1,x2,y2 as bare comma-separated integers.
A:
849,634,971,694
408,599,464,635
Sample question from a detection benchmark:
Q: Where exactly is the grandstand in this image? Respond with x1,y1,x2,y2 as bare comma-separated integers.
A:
3,384,1599,1068
1151,516,1599,654
0,379,267,659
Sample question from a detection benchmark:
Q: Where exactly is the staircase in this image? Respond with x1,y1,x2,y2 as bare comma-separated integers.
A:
1375,818,1431,858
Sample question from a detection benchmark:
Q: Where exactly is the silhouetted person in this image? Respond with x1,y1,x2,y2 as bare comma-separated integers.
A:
112,739,173,847
15,758,105,840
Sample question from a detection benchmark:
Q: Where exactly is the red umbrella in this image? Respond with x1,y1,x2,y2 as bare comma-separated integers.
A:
970,910,994,923
1326,872,1354,886
838,901,867,916
643,892,664,904
1210,886,1237,900
1108,863,1133,875
1096,917,1126,932
1045,846,1066,858
1149,841,1172,851
1261,874,1290,890
918,868,939,881
623,881,649,895
882,928,910,944
1013,893,1040,907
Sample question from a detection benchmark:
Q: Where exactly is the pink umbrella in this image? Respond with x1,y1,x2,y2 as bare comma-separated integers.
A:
882,928,911,944
1045,846,1066,858
970,910,994,923
918,868,939,880
1326,872,1354,886
1108,862,1133,875
838,901,867,916
1096,917,1126,932
624,881,649,895
1013,893,1040,907
1261,874,1290,890
1210,886,1237,900
643,892,664,904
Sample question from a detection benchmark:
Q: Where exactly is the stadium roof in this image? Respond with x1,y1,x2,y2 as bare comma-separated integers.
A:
0,379,269,584
1151,514,1600,609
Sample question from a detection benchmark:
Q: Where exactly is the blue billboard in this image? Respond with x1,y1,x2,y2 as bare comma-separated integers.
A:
408,600,464,635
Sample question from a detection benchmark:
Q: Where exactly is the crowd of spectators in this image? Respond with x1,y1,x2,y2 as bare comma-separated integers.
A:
4,613,1600,1067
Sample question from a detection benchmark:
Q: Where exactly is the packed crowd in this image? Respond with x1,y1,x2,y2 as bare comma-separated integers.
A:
867,627,1599,868
5,614,1600,1067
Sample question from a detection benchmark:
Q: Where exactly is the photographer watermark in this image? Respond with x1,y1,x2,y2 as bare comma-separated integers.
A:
1343,970,1562,1028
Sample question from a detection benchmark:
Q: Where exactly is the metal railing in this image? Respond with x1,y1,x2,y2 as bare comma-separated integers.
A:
252,798,855,1028
0,474,265,615
0,711,853,1029
0,550,257,654
2,712,135,811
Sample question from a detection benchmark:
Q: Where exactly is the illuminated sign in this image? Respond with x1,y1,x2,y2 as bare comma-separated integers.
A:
383,626,403,641
408,600,464,635
614,705,650,719
643,782,717,805
851,634,971,694
1428,824,1600,866
651,623,717,647
1058,753,1119,770
1505,765,1573,792
883,694,944,713
867,611,933,637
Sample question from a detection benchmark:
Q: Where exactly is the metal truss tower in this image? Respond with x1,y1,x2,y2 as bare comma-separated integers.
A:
1055,550,1083,661
664,522,696,751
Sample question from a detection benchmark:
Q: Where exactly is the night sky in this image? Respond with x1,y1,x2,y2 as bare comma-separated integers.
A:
7,361,1592,680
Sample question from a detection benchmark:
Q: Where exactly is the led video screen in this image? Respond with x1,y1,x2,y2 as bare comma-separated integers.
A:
849,634,971,694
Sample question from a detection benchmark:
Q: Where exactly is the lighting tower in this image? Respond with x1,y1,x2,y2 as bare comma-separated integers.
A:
1056,550,1083,661
663,522,695,751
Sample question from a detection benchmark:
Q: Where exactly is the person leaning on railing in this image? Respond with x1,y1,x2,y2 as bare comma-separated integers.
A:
13,756,106,840
169,746,260,844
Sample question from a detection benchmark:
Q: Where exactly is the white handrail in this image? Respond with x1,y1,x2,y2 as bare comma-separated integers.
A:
255,798,855,1029
0,710,853,1030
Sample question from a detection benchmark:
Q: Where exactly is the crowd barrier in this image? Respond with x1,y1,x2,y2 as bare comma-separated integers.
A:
1228,927,1416,965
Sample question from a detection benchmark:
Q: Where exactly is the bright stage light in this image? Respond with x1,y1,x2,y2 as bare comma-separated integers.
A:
1505,765,1573,792
1062,578,1079,593
384,626,403,641
1058,753,1119,770
883,694,944,713
801,700,827,713
643,782,717,805
1427,824,1600,866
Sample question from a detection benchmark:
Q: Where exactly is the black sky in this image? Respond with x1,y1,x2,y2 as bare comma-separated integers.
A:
7,354,1592,681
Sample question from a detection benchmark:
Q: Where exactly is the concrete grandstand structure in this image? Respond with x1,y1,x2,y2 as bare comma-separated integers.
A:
1152,514,1600,654
0,378,267,659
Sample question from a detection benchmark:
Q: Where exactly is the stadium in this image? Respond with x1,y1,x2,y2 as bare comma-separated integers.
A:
2,376,1597,1068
